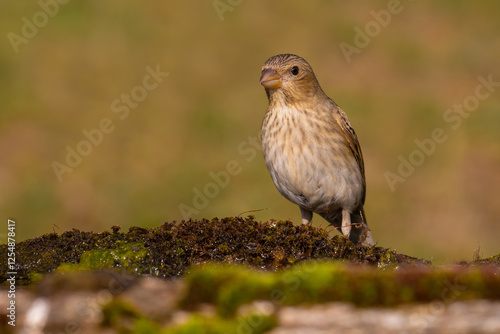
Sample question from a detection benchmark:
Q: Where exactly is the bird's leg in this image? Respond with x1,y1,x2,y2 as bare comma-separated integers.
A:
341,209,352,238
300,208,313,225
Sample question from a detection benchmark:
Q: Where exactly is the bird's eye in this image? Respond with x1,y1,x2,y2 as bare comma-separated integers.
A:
291,66,299,76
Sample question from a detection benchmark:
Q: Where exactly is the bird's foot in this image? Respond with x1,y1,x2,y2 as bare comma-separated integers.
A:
300,208,313,225
341,209,352,237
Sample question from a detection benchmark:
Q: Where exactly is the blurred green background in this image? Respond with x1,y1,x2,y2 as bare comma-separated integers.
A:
1,1,499,263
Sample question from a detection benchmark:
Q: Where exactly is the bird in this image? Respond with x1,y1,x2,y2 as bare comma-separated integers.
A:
259,54,375,246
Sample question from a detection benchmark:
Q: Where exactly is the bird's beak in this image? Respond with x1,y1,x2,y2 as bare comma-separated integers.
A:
260,68,281,89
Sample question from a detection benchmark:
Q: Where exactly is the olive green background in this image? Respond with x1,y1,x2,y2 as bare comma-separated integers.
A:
1,1,499,263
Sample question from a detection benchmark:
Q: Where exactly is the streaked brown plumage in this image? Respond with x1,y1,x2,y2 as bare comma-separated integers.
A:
260,54,375,246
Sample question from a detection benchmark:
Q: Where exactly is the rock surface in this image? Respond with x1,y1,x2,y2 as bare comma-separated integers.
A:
269,301,500,334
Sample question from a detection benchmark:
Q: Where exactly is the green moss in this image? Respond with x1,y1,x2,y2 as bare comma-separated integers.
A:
164,314,277,334
131,318,162,334
101,299,144,332
181,261,500,311
217,270,276,318
27,272,44,283
378,249,398,267
179,264,272,317
56,241,147,273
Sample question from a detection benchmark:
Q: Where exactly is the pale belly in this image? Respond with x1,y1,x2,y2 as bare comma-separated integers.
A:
262,125,363,214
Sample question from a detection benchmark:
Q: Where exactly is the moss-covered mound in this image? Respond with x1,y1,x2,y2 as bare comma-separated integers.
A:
0,216,427,285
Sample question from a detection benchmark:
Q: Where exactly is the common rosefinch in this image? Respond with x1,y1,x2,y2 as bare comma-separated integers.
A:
260,54,375,246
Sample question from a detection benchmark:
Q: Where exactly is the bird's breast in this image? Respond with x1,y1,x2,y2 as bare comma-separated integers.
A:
261,105,363,212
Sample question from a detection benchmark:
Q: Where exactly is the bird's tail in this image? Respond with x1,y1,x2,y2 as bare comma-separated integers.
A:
320,207,376,246
349,207,376,246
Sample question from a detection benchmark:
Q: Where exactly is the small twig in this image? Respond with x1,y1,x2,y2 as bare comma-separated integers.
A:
52,224,64,233
237,208,269,217
472,242,482,262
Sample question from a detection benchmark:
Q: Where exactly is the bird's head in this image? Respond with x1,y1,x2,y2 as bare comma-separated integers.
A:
259,54,325,103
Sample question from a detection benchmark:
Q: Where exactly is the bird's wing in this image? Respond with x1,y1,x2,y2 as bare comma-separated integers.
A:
332,104,366,204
